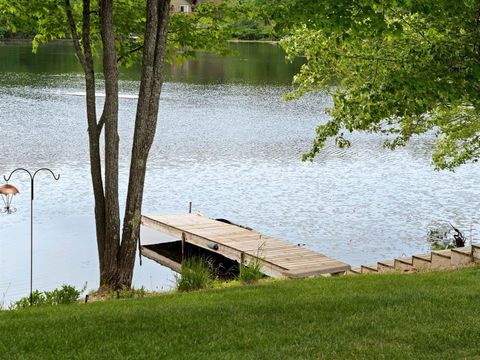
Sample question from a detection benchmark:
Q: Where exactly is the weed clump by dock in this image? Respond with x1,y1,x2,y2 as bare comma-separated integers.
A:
176,257,215,292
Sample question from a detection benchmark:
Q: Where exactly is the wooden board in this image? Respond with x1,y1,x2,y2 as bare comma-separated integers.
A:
141,213,350,278
141,246,182,273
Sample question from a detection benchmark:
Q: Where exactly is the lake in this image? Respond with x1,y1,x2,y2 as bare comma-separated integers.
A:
0,41,479,305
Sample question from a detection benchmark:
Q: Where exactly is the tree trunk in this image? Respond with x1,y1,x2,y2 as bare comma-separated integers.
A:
99,0,121,288
64,0,109,286
118,0,171,287
65,0,171,290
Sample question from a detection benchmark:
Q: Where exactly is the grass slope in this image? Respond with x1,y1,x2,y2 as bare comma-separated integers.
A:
1,268,480,359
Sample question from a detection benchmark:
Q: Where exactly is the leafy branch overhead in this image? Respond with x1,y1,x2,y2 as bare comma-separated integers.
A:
280,0,480,170
0,0,234,64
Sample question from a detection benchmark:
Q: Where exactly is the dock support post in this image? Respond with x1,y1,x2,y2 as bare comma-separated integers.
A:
181,232,186,262
137,232,143,266
189,202,192,214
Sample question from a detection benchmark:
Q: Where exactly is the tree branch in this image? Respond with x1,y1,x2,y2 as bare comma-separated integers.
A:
64,0,87,70
82,0,93,71
97,113,105,134
117,44,145,63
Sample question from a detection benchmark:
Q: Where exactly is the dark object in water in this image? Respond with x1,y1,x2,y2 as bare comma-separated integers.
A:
449,223,466,247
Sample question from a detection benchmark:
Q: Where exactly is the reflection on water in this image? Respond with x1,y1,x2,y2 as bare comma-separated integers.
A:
0,42,479,306
0,40,302,84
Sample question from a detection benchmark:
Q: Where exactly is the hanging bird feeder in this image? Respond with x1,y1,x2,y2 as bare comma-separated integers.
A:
0,183,19,214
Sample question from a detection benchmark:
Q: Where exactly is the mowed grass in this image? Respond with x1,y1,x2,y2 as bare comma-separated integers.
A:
1,268,480,359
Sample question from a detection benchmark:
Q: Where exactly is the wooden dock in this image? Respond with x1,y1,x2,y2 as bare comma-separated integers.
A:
141,213,350,278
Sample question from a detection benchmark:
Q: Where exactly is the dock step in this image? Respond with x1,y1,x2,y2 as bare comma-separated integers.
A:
377,260,395,273
412,254,431,270
353,244,480,279
451,247,473,266
472,244,480,263
347,267,362,275
394,257,415,272
361,264,378,274
431,249,452,269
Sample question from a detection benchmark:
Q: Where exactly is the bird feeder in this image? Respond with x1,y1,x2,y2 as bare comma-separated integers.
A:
0,183,19,214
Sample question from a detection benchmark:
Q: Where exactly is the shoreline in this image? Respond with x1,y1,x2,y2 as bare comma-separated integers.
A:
1,38,279,45
228,39,279,45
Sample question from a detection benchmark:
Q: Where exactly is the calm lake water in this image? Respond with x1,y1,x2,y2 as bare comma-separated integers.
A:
0,41,479,305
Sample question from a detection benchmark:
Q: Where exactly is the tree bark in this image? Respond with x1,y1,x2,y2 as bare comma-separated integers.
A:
64,0,108,286
118,0,171,287
99,0,121,287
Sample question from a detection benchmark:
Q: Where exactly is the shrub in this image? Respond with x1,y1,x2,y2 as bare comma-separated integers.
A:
10,290,46,309
238,257,263,284
10,285,81,310
44,285,80,305
238,243,265,284
176,257,214,292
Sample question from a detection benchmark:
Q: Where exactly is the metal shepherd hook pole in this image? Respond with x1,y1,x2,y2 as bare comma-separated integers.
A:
3,168,60,306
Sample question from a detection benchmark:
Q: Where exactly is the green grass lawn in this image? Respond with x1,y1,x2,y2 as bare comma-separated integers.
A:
1,268,480,359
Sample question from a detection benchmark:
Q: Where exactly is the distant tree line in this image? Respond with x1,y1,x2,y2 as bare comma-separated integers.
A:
0,0,284,41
